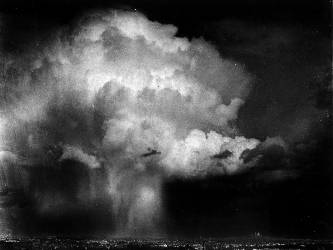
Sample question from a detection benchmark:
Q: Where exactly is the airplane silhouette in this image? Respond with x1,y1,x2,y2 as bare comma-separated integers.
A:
141,148,161,157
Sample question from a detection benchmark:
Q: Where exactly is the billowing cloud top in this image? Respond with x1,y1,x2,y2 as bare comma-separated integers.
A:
0,10,266,237
0,10,258,177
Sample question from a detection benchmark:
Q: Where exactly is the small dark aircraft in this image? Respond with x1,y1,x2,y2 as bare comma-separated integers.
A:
141,148,161,157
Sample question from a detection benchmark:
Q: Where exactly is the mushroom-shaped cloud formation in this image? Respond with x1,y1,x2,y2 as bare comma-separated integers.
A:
0,10,260,236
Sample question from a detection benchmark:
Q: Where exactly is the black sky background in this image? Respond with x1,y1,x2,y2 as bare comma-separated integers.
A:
0,0,332,239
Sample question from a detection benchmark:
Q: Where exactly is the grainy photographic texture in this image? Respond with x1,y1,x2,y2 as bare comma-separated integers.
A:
0,0,332,247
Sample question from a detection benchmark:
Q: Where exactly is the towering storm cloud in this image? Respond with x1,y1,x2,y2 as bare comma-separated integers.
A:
0,9,261,236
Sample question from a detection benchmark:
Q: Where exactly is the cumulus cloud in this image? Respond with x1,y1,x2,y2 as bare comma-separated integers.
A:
0,9,259,236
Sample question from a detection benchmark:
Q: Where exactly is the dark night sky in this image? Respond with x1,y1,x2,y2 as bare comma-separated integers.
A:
0,0,332,239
